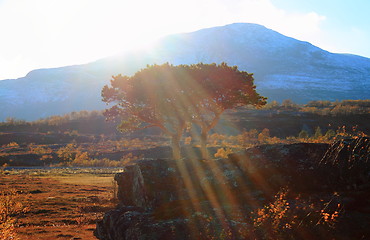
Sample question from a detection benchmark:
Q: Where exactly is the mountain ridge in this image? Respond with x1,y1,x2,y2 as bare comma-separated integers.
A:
1,23,369,121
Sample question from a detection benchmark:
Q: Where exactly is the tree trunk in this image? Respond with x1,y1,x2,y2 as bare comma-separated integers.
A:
171,134,181,160
200,130,209,159
199,112,222,159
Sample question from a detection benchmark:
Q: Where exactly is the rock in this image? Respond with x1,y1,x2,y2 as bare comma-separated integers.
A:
229,142,329,193
95,138,370,240
319,137,370,189
95,205,190,240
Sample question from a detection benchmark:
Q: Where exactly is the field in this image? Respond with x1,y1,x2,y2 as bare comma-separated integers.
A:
0,168,120,240
0,101,369,239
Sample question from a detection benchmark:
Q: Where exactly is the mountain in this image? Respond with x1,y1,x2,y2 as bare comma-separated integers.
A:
1,23,369,121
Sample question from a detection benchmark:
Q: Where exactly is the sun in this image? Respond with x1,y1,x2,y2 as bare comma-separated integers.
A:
71,0,183,57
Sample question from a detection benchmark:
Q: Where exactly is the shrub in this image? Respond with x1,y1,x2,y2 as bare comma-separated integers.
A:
251,188,343,239
252,188,291,237
56,143,77,163
0,189,29,240
5,142,19,148
314,126,323,139
298,130,309,139
324,129,336,140
258,128,270,143
29,144,52,155
214,148,234,159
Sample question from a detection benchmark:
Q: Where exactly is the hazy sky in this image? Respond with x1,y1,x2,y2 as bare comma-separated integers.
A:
0,0,369,80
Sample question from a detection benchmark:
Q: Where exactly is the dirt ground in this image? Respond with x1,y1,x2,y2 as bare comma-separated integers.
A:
0,169,119,240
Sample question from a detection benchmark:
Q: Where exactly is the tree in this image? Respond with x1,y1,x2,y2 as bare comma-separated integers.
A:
281,99,297,109
263,100,280,110
314,126,323,139
258,128,270,144
102,63,192,160
102,63,266,160
188,63,266,158
57,143,77,163
324,129,336,140
298,130,309,139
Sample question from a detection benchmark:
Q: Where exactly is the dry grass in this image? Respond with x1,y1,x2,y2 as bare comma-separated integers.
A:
48,175,114,186
0,169,119,240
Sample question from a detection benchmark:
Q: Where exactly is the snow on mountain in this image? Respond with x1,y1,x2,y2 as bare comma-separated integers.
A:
142,23,370,102
0,23,369,121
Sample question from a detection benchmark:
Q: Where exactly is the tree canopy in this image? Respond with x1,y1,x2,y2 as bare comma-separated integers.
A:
187,63,266,158
102,63,266,159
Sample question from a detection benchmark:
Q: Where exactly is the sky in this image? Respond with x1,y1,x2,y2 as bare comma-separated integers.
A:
0,0,369,80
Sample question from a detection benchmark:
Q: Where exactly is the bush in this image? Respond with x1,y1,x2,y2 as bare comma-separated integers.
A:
214,148,234,159
298,130,309,139
0,189,29,240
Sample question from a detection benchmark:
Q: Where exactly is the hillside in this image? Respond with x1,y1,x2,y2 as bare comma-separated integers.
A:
1,23,369,121
1,100,369,167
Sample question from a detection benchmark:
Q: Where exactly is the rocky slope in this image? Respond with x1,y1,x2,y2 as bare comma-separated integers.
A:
95,138,370,240
1,23,369,121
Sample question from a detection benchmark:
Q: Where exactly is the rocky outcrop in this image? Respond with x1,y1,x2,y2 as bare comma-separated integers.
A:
95,138,370,240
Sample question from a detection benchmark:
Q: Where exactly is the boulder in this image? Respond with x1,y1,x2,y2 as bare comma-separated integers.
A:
95,138,370,240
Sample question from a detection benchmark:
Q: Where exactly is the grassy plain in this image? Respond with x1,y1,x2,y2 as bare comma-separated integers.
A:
0,168,121,240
